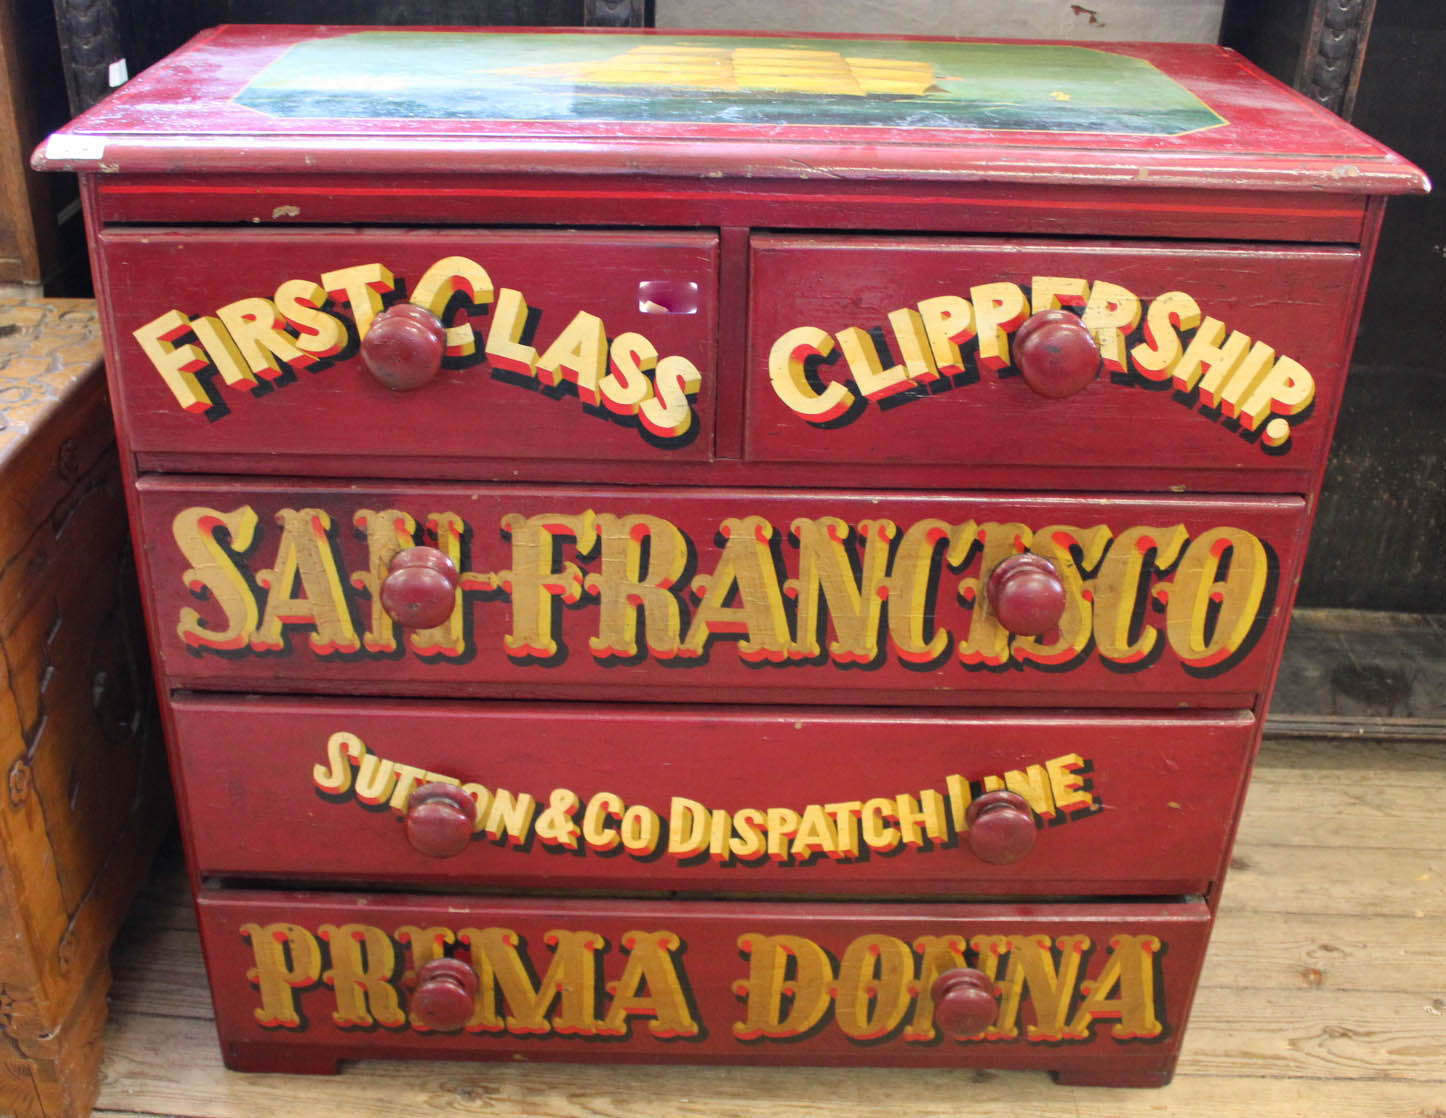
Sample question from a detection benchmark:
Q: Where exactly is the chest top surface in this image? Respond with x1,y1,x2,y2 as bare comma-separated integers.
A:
34,25,1426,193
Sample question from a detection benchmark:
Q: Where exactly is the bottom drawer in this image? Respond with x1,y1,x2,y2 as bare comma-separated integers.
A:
200,890,1210,1085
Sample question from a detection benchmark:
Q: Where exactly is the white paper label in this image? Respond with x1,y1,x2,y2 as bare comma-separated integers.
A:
46,134,107,161
108,58,129,87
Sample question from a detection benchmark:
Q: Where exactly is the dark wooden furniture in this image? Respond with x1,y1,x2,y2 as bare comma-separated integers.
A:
1,0,71,285
49,0,651,115
1224,1,1444,619
0,295,168,1117
35,26,1424,1087
1222,0,1378,118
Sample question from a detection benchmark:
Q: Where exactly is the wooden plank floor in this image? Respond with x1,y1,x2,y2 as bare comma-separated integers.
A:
92,733,1446,1118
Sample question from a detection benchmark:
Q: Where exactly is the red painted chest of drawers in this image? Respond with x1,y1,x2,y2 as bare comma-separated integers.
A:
36,26,1426,1086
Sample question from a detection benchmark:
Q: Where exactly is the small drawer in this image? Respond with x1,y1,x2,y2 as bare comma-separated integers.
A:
139,480,1305,707
177,696,1253,897
99,228,718,470
746,235,1360,486
199,887,1209,1079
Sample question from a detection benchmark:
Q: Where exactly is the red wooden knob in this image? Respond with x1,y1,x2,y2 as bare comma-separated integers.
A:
931,968,997,1038
964,789,1037,865
411,957,478,1031
380,547,459,630
405,782,478,858
986,553,1066,636
1012,309,1101,399
360,302,445,391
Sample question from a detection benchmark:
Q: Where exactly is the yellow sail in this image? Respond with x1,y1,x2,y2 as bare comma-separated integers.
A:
499,44,938,97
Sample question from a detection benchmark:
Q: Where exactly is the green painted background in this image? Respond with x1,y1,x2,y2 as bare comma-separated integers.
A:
236,31,1225,135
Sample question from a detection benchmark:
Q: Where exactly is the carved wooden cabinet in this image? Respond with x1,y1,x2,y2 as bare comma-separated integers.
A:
0,296,167,1117
35,26,1425,1087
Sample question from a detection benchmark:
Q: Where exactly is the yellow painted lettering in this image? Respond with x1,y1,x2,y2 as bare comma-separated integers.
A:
461,927,603,1035
601,332,657,415
499,511,599,661
768,326,855,420
668,797,710,857
790,803,839,859
732,933,834,1039
215,296,312,379
958,522,1032,667
1031,276,1090,312
904,933,972,1041
1166,526,1269,668
1173,316,1251,393
836,325,912,399
319,923,405,1028
190,314,257,391
1081,280,1142,374
406,512,467,658
895,790,948,847
241,922,322,1029
410,255,493,357
133,309,212,411
970,282,1029,371
861,797,900,852
786,516,893,663
916,295,975,376
582,792,623,851
600,930,699,1037
1066,934,1163,1040
485,287,539,377
172,505,260,651
1236,354,1315,446
994,933,1089,1042
638,354,703,439
765,807,800,860
587,513,688,659
683,516,790,661
1130,291,1201,381
313,731,365,794
834,935,914,1040
350,507,417,654
253,508,361,655
483,788,538,845
1091,524,1190,665
1011,524,1112,668
729,807,767,860
1046,753,1094,812
887,307,941,383
275,278,347,359
884,519,976,664
320,262,394,339
537,309,607,398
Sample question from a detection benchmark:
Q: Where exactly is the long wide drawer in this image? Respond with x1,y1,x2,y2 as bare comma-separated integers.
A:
174,696,1256,897
199,889,1209,1078
139,481,1305,706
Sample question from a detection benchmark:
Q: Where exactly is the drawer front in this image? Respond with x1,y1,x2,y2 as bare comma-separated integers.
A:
99,228,718,466
175,696,1255,897
139,481,1304,706
199,889,1209,1074
747,236,1360,481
